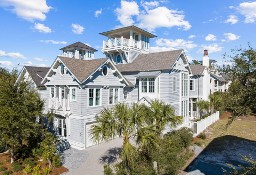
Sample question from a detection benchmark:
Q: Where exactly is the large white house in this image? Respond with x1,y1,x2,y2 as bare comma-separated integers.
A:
17,25,228,150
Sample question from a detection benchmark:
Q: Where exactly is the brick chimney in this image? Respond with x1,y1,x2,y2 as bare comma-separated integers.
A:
203,49,209,67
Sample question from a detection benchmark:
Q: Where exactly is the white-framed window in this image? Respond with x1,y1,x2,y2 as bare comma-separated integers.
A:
190,79,195,91
141,78,155,93
50,87,55,98
182,73,188,97
109,88,119,104
70,87,76,101
102,66,108,76
173,77,176,92
124,91,128,100
89,88,101,107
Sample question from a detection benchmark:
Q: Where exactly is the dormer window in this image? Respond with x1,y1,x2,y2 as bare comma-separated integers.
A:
61,64,65,75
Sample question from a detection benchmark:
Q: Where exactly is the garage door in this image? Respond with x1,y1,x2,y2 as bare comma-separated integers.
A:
85,122,96,147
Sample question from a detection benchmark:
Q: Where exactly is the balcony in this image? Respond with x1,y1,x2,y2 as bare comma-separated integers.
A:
102,37,149,52
48,98,70,111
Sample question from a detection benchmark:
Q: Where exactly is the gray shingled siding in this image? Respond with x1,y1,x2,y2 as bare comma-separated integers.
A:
189,76,204,98
84,64,124,86
70,87,83,116
45,64,79,86
38,89,50,114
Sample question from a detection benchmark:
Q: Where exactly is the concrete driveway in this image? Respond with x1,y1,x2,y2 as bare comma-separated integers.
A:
62,138,123,175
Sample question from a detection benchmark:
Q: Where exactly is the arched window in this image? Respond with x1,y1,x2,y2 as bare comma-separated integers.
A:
102,66,108,76
116,55,122,64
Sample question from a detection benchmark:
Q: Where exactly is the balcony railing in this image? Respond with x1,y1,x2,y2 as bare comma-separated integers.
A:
103,37,148,51
49,98,70,111
59,52,86,60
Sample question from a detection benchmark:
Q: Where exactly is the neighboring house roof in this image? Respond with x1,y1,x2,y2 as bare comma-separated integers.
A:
100,25,157,38
189,65,206,75
221,73,231,81
210,74,226,82
116,50,183,73
60,41,98,52
24,66,50,87
59,57,107,82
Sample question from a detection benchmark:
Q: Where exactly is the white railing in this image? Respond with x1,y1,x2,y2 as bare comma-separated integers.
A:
48,98,70,111
193,111,219,136
103,37,144,50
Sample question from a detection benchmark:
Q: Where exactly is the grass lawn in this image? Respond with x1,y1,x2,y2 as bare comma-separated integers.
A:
195,112,256,147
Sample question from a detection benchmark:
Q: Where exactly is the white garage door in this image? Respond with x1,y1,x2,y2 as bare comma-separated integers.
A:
85,123,96,147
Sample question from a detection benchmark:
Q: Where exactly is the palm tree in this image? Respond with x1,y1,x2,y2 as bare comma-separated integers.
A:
145,100,182,136
196,100,210,119
209,92,223,114
91,103,145,173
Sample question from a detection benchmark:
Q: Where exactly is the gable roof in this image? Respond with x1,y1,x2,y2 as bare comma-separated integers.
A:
100,25,157,38
210,74,226,82
24,66,50,87
116,50,183,73
59,57,107,82
189,65,206,75
60,42,97,52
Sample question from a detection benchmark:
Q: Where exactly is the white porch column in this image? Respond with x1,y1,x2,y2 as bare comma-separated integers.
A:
66,87,70,111
190,98,193,118
138,34,142,49
129,30,133,47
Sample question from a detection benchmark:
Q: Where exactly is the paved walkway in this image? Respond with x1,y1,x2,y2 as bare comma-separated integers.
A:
62,138,123,175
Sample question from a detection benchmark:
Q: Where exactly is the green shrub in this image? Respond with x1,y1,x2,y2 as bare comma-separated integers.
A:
52,155,62,167
0,166,7,171
23,158,37,167
23,164,33,174
3,170,13,175
104,165,114,175
198,133,206,140
32,165,41,175
194,141,202,146
12,162,23,172
42,167,51,175
0,162,3,165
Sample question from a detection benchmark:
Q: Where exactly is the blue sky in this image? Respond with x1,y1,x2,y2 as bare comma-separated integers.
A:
0,0,255,70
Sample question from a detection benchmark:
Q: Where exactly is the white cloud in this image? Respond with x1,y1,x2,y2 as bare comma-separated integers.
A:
205,34,217,41
115,0,191,31
37,63,48,67
0,61,13,67
188,35,196,39
138,7,191,31
0,50,26,59
115,0,139,26
141,1,159,10
150,38,197,52
40,40,67,44
225,15,239,24
24,61,33,66
237,2,256,23
34,23,52,33
200,44,222,54
71,24,84,34
224,33,240,41
0,0,51,21
33,57,46,62
95,9,102,17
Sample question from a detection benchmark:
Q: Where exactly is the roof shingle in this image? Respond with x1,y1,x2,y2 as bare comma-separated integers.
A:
189,65,206,75
116,50,183,73
59,57,107,82
25,66,50,87
60,42,97,52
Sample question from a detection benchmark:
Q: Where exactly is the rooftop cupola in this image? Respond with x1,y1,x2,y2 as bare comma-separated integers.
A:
59,41,97,60
100,25,157,64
